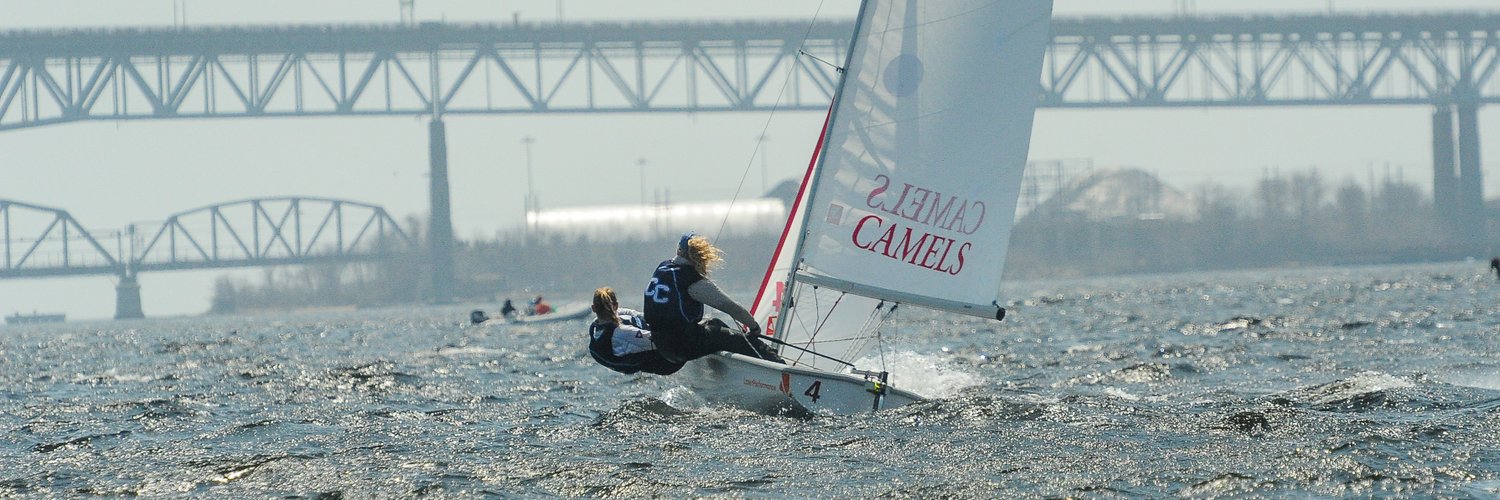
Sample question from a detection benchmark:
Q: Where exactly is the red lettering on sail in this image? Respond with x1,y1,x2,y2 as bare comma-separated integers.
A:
850,214,973,275
849,174,989,275
864,175,989,235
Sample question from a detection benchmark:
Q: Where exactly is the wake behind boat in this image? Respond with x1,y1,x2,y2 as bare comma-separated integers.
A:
678,0,1054,414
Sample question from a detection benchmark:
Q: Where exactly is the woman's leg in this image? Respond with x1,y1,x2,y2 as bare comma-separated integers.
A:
700,320,784,363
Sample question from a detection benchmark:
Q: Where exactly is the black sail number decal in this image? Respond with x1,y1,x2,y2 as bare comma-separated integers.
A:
803,381,822,403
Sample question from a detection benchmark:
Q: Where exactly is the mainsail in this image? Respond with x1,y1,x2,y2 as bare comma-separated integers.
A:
750,0,1054,373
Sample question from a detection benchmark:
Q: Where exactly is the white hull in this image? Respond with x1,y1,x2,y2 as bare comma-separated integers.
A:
680,352,923,415
475,303,592,326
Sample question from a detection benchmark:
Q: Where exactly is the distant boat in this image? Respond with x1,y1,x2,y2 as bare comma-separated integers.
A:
677,0,1055,414
5,311,66,325
469,302,592,326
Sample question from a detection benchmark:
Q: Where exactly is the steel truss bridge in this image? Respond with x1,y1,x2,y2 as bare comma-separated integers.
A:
0,197,412,317
1,12,1496,301
2,14,1499,126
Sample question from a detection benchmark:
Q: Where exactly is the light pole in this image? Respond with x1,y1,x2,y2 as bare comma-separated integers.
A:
638,157,647,205
758,134,770,194
523,136,536,236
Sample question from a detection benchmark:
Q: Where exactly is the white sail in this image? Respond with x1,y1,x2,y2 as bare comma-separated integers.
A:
751,0,1054,374
750,111,890,372
796,0,1054,320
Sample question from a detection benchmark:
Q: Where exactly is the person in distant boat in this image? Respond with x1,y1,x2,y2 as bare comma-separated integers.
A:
643,232,783,364
469,309,491,325
1492,258,1500,280
500,299,518,320
532,295,553,315
588,287,684,375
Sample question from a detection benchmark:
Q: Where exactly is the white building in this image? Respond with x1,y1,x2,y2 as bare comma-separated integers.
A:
527,198,787,241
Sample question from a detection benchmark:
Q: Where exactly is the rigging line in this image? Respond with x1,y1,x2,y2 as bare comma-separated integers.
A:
793,333,879,344
805,290,846,352
845,300,887,364
789,285,834,367
783,286,818,366
877,303,899,373
797,50,844,74
712,0,831,242
759,334,856,368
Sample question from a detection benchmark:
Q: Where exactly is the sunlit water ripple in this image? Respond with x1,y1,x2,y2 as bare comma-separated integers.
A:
3,262,1498,497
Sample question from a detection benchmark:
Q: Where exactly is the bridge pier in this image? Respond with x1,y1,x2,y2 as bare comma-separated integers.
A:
1432,104,1486,251
1456,104,1485,245
114,274,144,319
1432,107,1457,227
428,119,456,302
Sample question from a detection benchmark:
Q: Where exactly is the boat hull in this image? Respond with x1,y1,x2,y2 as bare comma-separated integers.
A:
5,313,65,325
509,303,592,324
473,303,592,326
679,352,923,415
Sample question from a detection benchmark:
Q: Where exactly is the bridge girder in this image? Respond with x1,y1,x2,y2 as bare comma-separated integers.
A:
0,197,412,279
2,13,1499,131
135,197,412,273
0,199,120,278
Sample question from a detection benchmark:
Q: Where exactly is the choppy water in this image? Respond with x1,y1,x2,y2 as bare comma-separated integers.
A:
3,262,1499,497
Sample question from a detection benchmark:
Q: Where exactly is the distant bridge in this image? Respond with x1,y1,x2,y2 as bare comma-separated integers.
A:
0,197,413,317
1,12,1495,297
1,14,1497,127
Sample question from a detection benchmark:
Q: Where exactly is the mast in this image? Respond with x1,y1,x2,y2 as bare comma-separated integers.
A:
773,0,877,341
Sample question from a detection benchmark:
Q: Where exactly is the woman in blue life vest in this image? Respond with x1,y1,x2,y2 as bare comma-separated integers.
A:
588,287,684,375
642,233,783,364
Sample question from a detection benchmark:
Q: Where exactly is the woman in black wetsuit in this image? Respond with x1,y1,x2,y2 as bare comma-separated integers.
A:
587,287,682,375
642,233,783,364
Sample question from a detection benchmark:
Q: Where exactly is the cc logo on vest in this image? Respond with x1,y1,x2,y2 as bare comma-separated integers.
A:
645,277,672,304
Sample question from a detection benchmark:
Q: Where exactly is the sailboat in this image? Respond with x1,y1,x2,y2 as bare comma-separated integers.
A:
678,0,1056,414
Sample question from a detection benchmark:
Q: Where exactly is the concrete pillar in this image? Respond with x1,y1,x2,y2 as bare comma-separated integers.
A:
1456,103,1485,248
1432,106,1457,224
428,119,455,302
114,274,143,319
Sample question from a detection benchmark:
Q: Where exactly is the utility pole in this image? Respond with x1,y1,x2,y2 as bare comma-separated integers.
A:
523,136,536,238
638,157,647,205
758,135,770,194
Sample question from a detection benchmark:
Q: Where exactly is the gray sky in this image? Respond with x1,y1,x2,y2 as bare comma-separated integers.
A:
3,0,1499,320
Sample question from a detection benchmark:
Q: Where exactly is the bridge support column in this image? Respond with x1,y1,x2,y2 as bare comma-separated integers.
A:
1432,106,1458,227
114,275,143,319
428,119,456,302
1433,104,1487,252
1456,103,1486,250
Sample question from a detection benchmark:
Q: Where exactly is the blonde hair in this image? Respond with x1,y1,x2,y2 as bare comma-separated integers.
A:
591,287,620,325
681,235,723,276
